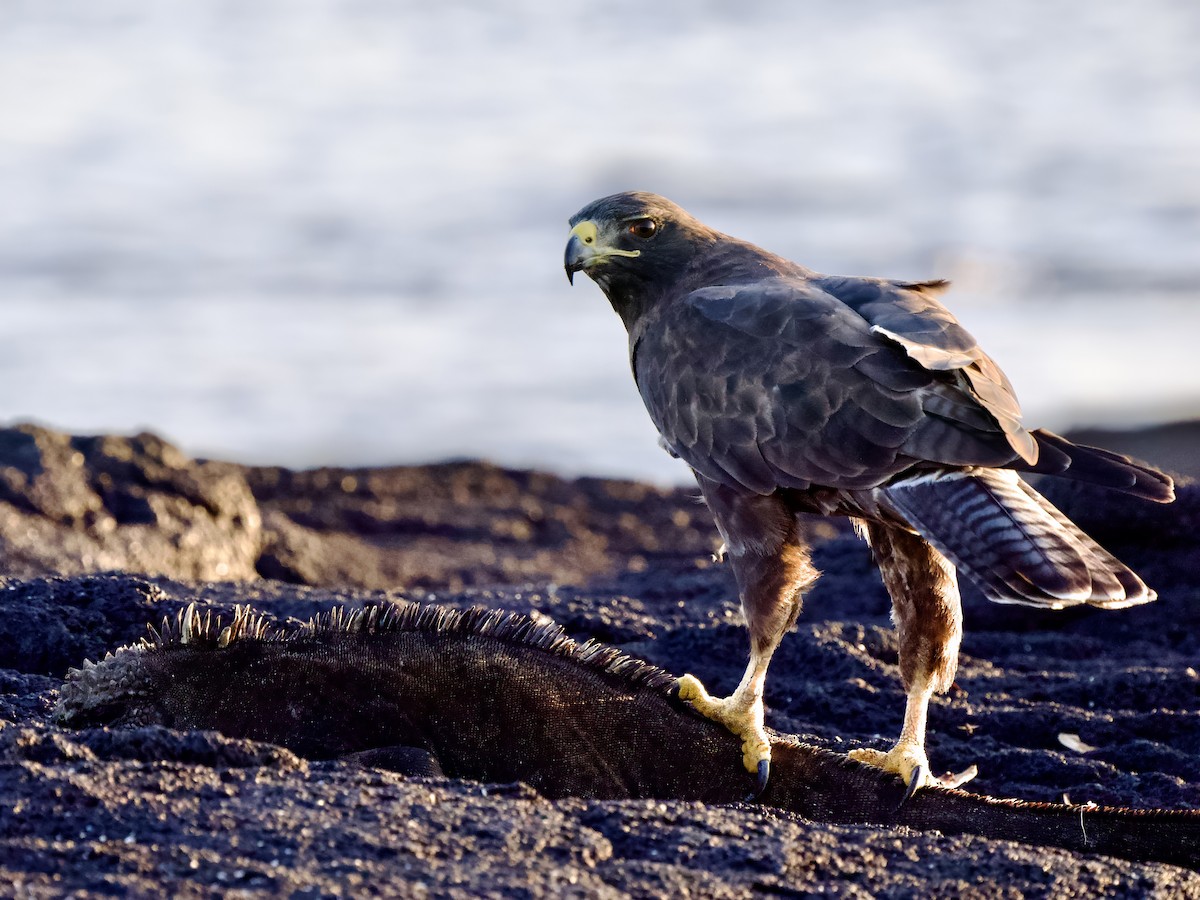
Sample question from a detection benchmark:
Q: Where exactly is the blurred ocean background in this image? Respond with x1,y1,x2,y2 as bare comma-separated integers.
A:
1,1,1197,484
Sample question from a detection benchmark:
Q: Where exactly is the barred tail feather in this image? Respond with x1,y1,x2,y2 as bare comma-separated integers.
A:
879,469,1155,609
1012,478,1152,609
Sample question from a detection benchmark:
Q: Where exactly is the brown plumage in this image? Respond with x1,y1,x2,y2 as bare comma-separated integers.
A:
564,191,1174,793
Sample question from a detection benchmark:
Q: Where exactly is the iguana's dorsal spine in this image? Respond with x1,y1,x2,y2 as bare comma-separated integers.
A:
138,601,678,695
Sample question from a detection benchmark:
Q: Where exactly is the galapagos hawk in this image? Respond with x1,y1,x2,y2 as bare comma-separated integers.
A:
563,191,1174,796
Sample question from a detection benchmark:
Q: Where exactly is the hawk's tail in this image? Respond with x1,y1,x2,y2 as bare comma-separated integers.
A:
879,469,1154,609
1022,429,1174,503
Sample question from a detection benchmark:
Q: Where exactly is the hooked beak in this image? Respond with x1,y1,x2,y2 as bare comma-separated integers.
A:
564,233,587,285
564,220,598,285
564,219,639,285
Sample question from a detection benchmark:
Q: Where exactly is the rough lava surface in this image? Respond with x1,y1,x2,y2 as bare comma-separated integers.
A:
0,423,1198,897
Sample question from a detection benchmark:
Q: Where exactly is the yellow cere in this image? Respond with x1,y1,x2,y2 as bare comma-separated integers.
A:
570,220,598,245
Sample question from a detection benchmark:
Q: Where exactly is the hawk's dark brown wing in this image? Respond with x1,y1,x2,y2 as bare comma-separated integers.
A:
815,275,1036,463
631,275,1030,496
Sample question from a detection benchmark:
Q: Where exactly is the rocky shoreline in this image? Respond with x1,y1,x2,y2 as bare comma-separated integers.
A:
1,423,1198,896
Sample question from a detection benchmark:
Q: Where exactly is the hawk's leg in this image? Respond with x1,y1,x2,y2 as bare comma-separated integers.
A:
679,479,817,792
848,522,976,792
676,637,780,790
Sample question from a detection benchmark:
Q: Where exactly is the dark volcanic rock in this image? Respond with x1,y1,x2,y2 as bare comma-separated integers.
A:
1,570,1199,896
0,574,179,676
244,461,724,591
0,424,261,581
3,755,1194,898
0,424,729,592
0,423,1197,895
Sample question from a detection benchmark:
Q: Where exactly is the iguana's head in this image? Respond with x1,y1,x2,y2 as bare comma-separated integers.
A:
55,645,156,728
55,603,276,729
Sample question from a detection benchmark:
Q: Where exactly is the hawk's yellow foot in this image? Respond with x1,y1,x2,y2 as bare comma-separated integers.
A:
848,742,978,799
848,742,929,789
677,673,771,794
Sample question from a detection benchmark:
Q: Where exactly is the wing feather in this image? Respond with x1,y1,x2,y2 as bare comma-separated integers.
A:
632,275,1032,495
819,275,1037,463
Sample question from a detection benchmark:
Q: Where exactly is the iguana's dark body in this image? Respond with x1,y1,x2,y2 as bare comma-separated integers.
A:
56,602,1200,870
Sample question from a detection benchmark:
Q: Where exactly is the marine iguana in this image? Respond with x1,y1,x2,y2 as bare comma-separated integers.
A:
56,601,1200,871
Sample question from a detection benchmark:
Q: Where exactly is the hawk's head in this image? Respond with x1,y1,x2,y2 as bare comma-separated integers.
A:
564,192,717,298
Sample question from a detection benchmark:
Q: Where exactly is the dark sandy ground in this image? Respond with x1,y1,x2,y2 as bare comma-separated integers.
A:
0,422,1198,897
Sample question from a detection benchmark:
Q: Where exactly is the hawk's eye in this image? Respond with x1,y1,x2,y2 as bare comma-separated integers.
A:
628,218,658,239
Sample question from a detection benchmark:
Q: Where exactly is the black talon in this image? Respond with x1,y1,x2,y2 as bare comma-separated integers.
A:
744,758,770,801
753,763,772,796
898,765,925,808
